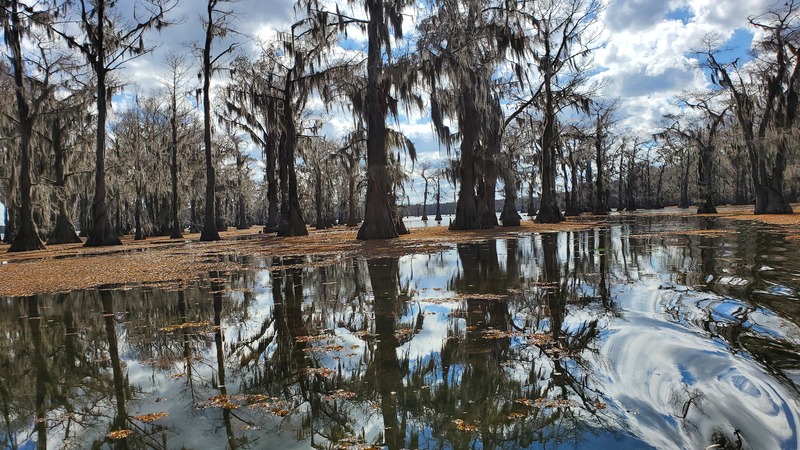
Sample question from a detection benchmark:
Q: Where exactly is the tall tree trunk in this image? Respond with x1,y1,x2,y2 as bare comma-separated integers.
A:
169,98,183,238
617,151,625,211
526,177,536,217
451,85,481,231
315,168,325,230
697,142,717,214
434,177,442,221
7,2,45,252
357,0,401,240
277,73,307,237
500,173,521,227
84,2,122,247
215,195,226,232
421,178,429,221
264,132,279,232
48,116,81,245
537,71,564,223
346,169,358,227
625,156,637,211
564,147,580,217
450,137,480,230
236,159,247,230
478,107,501,228
679,149,690,208
200,1,220,241
593,131,607,214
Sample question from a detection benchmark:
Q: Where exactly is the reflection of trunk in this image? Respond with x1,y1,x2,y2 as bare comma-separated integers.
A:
63,305,78,370
367,258,405,450
211,277,238,448
100,289,129,448
541,234,564,339
28,297,48,449
178,291,197,401
268,259,308,389
598,230,610,308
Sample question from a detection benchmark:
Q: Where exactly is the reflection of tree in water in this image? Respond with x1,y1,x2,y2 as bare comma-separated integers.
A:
7,218,800,449
377,235,614,449
0,290,128,448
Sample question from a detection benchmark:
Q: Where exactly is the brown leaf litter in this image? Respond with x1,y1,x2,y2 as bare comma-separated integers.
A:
1,205,798,297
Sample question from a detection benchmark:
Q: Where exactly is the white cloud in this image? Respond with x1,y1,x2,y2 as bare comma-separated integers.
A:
98,0,767,197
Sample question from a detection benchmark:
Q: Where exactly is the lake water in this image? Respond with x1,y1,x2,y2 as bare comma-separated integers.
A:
2,214,800,449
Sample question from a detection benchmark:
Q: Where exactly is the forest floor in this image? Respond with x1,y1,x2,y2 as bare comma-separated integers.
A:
1,204,799,297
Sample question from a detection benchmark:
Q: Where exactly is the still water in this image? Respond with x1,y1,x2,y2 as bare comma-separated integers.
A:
2,215,800,449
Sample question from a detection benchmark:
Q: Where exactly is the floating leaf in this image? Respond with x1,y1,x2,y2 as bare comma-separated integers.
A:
107,430,133,439
453,419,479,431
323,389,356,401
296,334,330,343
160,321,211,332
132,412,169,423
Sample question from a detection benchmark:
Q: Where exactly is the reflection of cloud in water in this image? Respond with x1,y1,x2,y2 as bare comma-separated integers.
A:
598,288,800,449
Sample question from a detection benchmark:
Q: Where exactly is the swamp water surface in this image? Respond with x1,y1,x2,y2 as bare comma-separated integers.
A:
2,216,800,449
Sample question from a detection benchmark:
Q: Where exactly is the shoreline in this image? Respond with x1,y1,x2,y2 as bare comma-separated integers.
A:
1,205,797,297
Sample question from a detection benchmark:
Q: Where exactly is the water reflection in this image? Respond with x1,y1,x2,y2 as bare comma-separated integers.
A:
2,217,800,449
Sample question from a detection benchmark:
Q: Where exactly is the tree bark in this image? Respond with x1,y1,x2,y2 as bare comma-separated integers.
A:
169,89,183,238
276,95,308,237
434,177,443,221
536,67,564,223
500,175,521,227
697,143,717,214
592,126,608,215
83,2,122,247
421,178,429,221
264,132,279,232
7,2,45,252
357,0,402,240
200,0,220,241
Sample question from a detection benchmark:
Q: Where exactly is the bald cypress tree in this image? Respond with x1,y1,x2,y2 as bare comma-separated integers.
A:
52,0,176,247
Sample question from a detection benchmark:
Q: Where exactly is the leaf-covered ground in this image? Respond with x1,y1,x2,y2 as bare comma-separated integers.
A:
0,205,797,297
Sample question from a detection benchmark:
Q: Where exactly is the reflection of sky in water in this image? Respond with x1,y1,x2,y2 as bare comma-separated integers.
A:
4,216,800,449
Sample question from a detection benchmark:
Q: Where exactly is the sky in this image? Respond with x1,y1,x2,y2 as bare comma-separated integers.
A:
131,0,772,201
0,0,782,225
